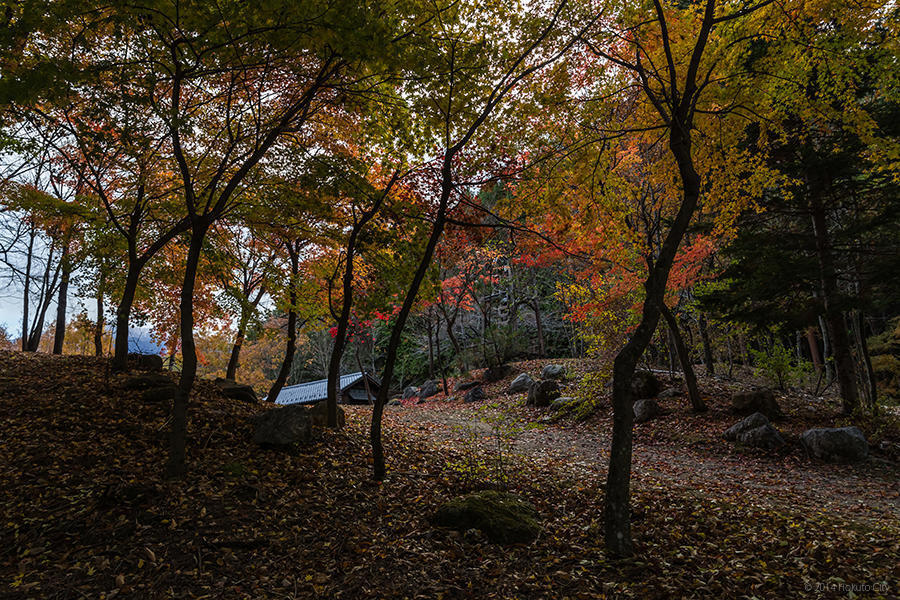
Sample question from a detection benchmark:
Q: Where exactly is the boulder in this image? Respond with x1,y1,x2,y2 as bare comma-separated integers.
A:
252,405,314,447
402,386,419,400
127,353,164,372
141,385,181,404
724,412,770,441
540,364,566,380
631,371,660,400
433,490,541,544
527,380,560,407
214,378,258,404
633,398,661,423
801,427,869,462
508,373,534,394
738,423,786,449
455,380,481,392
307,401,346,429
123,373,171,390
483,365,513,383
387,399,402,406
550,396,576,412
658,387,684,400
464,386,486,403
419,380,439,399
731,389,781,418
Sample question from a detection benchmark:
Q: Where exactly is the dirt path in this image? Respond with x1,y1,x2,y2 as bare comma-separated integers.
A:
379,401,900,524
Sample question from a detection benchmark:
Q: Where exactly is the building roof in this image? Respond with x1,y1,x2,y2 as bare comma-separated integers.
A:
268,372,379,405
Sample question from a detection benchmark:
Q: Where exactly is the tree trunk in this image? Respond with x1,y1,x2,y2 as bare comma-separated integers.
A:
809,194,859,414
660,303,706,412
21,227,34,351
225,325,245,380
267,306,297,403
533,300,546,358
268,244,300,403
426,311,435,379
112,260,143,369
698,313,714,376
52,244,71,355
371,182,448,480
168,222,209,478
606,122,702,558
94,275,105,356
806,327,822,373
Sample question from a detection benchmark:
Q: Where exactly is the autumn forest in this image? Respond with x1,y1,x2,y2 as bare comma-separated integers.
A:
1,0,898,598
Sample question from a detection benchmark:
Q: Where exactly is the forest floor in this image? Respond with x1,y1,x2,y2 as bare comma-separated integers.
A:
1,352,898,599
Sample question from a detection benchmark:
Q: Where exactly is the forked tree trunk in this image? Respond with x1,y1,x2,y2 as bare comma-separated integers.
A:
659,303,706,412
225,326,245,380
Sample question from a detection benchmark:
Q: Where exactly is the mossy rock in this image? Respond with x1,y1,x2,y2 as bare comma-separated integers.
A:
433,490,541,544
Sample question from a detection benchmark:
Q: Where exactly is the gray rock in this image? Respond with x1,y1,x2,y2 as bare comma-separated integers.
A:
724,412,771,441
631,371,660,400
658,387,683,399
455,380,481,392
402,386,419,399
540,364,566,380
633,398,661,423
550,396,576,411
738,423,786,449
464,386,486,403
307,401,346,429
801,427,869,462
731,389,781,418
214,378,258,403
123,373,171,390
483,365,513,382
433,490,541,544
127,353,164,372
252,405,314,447
419,380,439,399
387,399,402,406
508,373,535,394
141,385,180,404
527,380,560,407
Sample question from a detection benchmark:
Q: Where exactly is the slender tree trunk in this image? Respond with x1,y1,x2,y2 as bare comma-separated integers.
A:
852,310,877,412
606,123,702,558
660,304,705,412
818,315,834,384
533,301,546,358
52,244,71,355
112,260,143,369
21,227,34,351
268,307,297,403
371,180,449,480
426,312,435,379
225,324,245,380
809,194,858,414
268,244,301,403
698,313,714,375
806,327,822,374
168,222,210,478
94,282,105,356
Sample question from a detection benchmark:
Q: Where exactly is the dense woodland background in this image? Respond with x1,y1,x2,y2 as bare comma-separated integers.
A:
0,0,898,575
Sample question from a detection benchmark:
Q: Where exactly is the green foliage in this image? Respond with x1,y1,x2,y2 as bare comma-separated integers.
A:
750,342,811,390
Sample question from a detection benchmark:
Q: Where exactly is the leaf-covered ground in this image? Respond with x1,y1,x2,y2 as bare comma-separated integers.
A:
1,352,898,599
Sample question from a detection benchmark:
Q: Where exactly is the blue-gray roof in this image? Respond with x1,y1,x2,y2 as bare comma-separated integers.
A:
269,372,378,405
